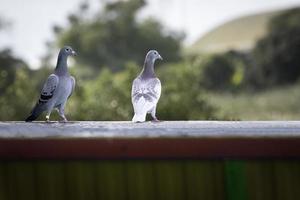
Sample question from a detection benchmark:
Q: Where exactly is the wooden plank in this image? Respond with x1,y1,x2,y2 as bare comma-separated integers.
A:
1,121,300,159
225,161,248,200
4,162,37,200
0,160,300,200
1,121,300,138
125,161,157,200
0,138,300,159
94,161,128,200
245,161,277,200
153,161,186,200
35,161,66,200
184,161,226,200
273,161,300,200
0,163,8,200
213,161,227,200
63,161,98,200
1,162,17,200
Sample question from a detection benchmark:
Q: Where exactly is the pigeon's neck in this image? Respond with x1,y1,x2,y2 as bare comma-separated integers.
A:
140,59,155,79
55,54,69,75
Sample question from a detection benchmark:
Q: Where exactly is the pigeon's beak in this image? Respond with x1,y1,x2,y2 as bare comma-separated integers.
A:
71,50,77,56
158,54,163,60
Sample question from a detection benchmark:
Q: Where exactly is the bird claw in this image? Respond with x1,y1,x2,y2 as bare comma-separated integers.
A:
59,119,68,123
151,118,160,123
136,121,145,123
45,116,50,123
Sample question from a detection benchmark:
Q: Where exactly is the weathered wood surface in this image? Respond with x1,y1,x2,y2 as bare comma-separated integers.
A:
0,121,300,138
1,121,300,200
0,121,300,159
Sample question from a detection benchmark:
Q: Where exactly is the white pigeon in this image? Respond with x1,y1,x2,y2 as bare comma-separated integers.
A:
25,46,77,122
131,50,163,122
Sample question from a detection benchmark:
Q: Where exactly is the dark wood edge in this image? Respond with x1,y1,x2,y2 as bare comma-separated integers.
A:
0,138,300,160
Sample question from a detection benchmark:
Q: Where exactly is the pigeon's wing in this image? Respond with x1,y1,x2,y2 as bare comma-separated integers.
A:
38,74,59,104
131,78,141,102
25,74,59,122
68,76,76,98
149,78,161,103
131,78,161,115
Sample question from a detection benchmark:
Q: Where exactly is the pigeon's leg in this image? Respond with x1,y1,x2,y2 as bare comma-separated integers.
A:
150,106,160,122
45,103,56,123
58,103,68,123
45,110,52,123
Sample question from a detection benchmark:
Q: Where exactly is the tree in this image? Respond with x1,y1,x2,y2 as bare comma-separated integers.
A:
62,60,217,121
158,62,216,120
0,68,36,120
197,51,247,91
0,49,28,95
252,8,300,86
53,0,183,72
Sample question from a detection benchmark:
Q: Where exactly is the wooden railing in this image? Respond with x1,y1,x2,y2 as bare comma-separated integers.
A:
0,121,300,200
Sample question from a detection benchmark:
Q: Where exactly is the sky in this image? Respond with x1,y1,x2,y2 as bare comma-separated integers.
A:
0,0,300,68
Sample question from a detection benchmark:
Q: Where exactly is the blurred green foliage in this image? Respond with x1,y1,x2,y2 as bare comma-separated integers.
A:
157,62,216,120
0,2,300,121
196,51,248,91
0,52,216,121
0,67,36,120
208,82,300,120
251,8,300,87
197,8,300,91
53,0,183,72
67,61,215,121
200,54,234,90
0,0,215,121
0,49,27,95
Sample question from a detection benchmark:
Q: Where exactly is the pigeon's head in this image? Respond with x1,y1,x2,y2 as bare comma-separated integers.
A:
60,46,77,57
145,50,163,63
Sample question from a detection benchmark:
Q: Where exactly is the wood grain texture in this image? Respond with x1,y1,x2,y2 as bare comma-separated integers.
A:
1,121,300,159
0,160,299,200
0,138,300,159
1,121,300,138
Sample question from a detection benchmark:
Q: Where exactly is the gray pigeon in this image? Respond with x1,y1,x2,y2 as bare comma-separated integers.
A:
131,50,163,122
25,46,77,122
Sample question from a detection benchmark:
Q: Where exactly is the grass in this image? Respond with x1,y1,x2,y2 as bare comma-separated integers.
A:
207,84,300,120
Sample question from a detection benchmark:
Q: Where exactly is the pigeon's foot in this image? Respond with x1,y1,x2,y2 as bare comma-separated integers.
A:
59,119,68,123
133,121,145,123
45,115,50,123
151,118,161,123
58,113,68,123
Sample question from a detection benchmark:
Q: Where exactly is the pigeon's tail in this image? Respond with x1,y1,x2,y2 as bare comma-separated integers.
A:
25,104,44,122
25,114,38,122
132,113,147,123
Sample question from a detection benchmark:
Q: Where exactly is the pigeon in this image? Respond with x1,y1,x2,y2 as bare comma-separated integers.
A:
25,46,77,122
131,50,163,122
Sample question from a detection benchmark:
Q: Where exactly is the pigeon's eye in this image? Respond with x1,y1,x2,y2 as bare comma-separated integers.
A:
154,52,157,55
66,48,70,52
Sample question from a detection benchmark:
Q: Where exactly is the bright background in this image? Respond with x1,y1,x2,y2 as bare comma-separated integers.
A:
1,0,300,121
0,0,299,67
